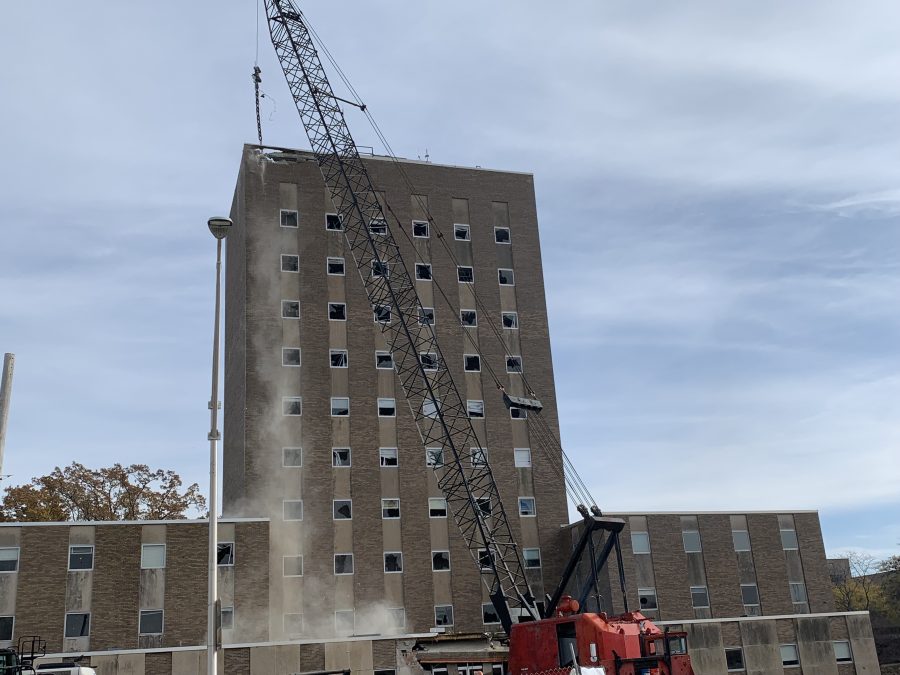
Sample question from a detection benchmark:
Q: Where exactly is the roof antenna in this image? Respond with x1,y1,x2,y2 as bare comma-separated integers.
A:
424,148,430,163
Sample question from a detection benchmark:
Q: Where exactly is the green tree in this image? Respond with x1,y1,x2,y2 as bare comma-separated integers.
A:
0,462,206,522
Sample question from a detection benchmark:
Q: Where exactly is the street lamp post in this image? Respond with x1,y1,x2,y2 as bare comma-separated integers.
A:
206,216,232,675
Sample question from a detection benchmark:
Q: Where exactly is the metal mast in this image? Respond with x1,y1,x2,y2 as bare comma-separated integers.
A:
264,0,538,632
0,353,15,478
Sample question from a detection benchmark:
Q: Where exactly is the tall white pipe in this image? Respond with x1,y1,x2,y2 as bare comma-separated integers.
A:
0,353,15,478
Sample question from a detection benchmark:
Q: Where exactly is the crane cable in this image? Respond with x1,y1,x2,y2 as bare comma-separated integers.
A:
304,15,600,513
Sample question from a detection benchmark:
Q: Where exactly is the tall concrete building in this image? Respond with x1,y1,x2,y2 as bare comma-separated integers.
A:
224,144,569,638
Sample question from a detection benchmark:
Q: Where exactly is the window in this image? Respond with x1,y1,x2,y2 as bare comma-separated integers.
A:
509,406,527,420
281,254,299,272
221,606,234,630
282,447,302,467
283,500,303,521
332,447,351,467
335,610,355,634
429,498,447,518
494,227,511,244
217,542,234,566
457,266,474,283
369,218,387,235
282,347,301,367
432,551,450,571
330,350,348,368
460,309,477,326
281,300,300,319
638,588,658,611
328,302,347,321
780,644,800,667
789,582,808,604
423,398,440,418
283,555,303,577
325,213,343,231
284,613,304,635
379,447,398,467
413,220,429,238
690,586,710,609
482,603,500,625
518,497,536,517
382,498,400,519
833,640,852,663
334,554,354,575
506,356,523,373
280,209,298,228
476,497,493,516
327,257,345,275
69,546,94,571
139,609,163,636
454,224,470,241
514,448,532,468
502,312,518,329
375,351,394,369
415,263,433,280
434,605,454,626
141,544,166,569
331,397,350,417
781,528,799,550
64,612,90,638
498,268,515,286
523,548,541,569
426,448,444,468
683,530,702,553
374,304,392,324
377,398,396,417
478,548,493,570
732,529,751,552
333,500,352,520
419,307,435,326
467,400,485,418
0,616,12,641
725,647,745,671
740,583,760,605
464,354,481,372
384,552,403,573
282,397,302,416
471,447,488,466
371,260,389,279
420,352,438,371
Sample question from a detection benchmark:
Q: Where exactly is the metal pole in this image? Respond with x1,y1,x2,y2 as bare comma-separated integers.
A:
0,353,15,478
207,238,223,675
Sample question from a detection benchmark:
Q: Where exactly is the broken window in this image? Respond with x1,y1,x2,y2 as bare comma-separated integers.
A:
518,497,536,517
426,448,444,468
369,218,387,235
330,350,348,368
282,397,303,416
509,406,527,420
282,447,302,467
460,309,477,326
379,447,398,467
419,307,435,326
454,224,470,241
217,542,235,566
281,254,299,272
506,355,523,373
457,266,474,283
384,552,403,573
281,300,300,319
420,352,438,371
423,397,440,419
466,400,484,418
523,548,541,569
478,548,493,570
283,500,303,521
471,447,488,466
334,554,354,575
429,498,447,518
502,312,518,329
498,268,515,286
482,604,500,625
331,397,350,417
282,348,301,367
413,220,429,238
374,304,392,324
382,498,400,519
328,302,347,321
327,257,345,275
280,209,298,228
378,398,396,417
332,447,351,467
494,227,511,244
283,555,303,577
434,605,454,626
325,213,343,231
638,587,658,611
371,260,389,278
725,648,745,671
375,351,394,369
415,263,433,280
475,497,492,516
333,500,352,520
432,551,450,571
464,354,481,372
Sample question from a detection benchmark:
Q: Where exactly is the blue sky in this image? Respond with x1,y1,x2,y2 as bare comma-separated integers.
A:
1,1,898,559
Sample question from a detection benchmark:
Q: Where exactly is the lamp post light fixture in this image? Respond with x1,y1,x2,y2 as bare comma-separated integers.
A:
206,216,231,675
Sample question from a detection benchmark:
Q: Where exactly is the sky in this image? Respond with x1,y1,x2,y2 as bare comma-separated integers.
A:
1,1,898,560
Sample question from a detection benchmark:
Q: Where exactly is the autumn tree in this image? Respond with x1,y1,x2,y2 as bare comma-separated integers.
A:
831,551,883,612
0,462,206,522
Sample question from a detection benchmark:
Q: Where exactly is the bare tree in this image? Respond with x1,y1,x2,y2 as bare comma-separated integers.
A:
831,551,882,612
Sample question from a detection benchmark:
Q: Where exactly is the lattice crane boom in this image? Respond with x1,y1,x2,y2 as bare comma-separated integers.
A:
263,0,539,632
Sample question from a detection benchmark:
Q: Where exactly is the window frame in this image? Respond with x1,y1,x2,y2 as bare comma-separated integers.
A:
434,604,455,627
631,532,651,554
280,209,299,229
690,585,710,609
333,499,353,521
64,611,91,639
138,609,164,636
425,447,444,468
780,528,799,551
833,640,853,663
509,406,527,420
328,302,347,322
0,616,13,642
282,396,303,416
638,587,658,611
379,447,399,468
371,259,389,278
220,606,234,631
522,548,542,569
464,354,481,372
732,529,751,552
518,497,537,517
326,256,345,276
419,307,435,326
453,224,470,241
412,220,429,238
431,550,451,572
0,547,17,573
281,300,300,320
282,347,301,368
329,349,349,369
419,352,438,371
382,498,401,519
140,543,166,570
330,397,350,417
498,268,515,286
325,212,343,231
217,542,235,567
789,581,808,604
282,446,302,468
466,400,485,418
68,545,94,572
494,226,511,244
506,355,523,373
682,530,702,553
429,497,448,518
375,351,394,370
383,551,403,574
471,446,488,467
373,304,392,324
377,397,397,418
334,553,354,576
482,603,500,625
725,647,745,672
415,262,433,281
332,447,352,468
280,253,300,273
369,217,388,236
501,312,519,329
283,499,304,521
780,643,800,667
283,555,304,577
514,448,532,468
457,266,474,284
460,309,477,327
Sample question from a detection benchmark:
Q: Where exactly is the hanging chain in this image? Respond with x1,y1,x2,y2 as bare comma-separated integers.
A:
253,66,263,145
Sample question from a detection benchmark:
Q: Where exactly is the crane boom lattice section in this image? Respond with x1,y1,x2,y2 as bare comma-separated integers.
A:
264,0,539,629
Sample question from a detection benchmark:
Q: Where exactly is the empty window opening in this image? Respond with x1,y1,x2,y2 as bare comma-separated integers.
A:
434,605,454,626
415,263,433,280
725,647,745,671
217,542,234,566
281,254,299,272
432,551,450,571
420,352,438,371
371,260,389,278
419,307,435,326
282,447,302,467
384,552,403,573
0,617,12,641
331,397,350,417
498,268,515,285
280,209,299,228
369,218,387,235
325,213,343,231
638,588,658,611
460,309,477,326
457,266,474,283
482,604,500,625
509,406,527,420
502,312,519,329
333,500,352,520
330,350,348,368
332,448,351,467
281,300,300,319
464,354,481,372
413,220,429,238
476,497,493,516
282,348,301,367
374,304,392,324
454,224,470,241
426,448,444,468
379,447,398,467
471,447,488,466
282,397,302,416
506,356,523,373
328,302,347,321
478,548,494,570
334,554,354,575
327,257,345,275
375,351,394,369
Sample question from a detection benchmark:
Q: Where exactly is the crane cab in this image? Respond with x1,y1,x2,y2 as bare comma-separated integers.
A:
507,608,693,675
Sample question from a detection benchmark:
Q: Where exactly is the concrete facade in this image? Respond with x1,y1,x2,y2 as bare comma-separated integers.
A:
224,145,569,637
